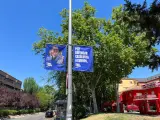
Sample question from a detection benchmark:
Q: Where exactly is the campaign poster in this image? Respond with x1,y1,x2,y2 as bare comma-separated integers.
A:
45,44,67,71
73,46,93,72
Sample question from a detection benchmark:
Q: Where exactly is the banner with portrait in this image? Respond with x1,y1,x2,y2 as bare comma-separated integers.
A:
45,44,67,71
73,46,93,72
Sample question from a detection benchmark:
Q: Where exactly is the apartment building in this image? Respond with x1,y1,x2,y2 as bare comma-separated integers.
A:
0,70,22,90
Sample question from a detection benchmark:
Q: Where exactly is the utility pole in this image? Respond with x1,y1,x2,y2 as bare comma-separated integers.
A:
66,0,72,120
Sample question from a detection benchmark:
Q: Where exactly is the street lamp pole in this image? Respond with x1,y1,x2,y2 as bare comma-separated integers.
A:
66,0,72,120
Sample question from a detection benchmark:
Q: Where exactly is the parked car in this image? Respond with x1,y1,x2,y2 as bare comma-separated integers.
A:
126,104,139,112
45,110,53,118
101,101,124,113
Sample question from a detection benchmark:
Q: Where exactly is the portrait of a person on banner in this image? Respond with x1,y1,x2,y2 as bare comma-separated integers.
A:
49,46,64,65
45,44,66,71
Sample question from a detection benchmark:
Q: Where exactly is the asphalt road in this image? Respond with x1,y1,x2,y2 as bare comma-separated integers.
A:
8,112,55,120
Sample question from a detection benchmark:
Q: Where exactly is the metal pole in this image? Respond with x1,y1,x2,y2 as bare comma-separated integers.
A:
66,0,72,120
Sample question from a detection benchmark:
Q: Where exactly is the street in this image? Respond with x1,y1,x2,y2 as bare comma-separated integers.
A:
8,112,55,120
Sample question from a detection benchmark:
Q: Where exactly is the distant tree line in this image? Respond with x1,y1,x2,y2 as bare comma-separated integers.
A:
23,77,55,111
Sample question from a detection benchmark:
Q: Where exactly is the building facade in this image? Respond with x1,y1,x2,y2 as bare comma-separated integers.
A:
0,70,22,90
119,74,160,93
118,78,138,93
121,79,160,115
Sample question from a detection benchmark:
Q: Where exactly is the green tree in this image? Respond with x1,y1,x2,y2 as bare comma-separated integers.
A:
44,85,56,95
36,85,55,110
23,77,39,95
123,0,160,70
33,2,155,114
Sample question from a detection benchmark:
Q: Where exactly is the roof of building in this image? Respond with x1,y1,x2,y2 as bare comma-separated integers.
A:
133,78,147,82
0,70,22,84
122,78,146,82
146,73,160,81
123,73,160,83
55,100,67,104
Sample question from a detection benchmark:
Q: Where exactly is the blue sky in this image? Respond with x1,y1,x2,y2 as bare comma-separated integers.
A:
0,0,158,87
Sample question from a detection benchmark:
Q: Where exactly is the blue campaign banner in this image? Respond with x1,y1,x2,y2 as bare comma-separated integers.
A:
45,44,67,71
73,46,93,72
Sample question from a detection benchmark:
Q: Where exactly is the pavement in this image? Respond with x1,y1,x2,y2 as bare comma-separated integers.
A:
7,112,55,120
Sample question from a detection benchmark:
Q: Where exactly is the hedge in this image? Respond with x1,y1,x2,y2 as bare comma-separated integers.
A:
0,109,40,117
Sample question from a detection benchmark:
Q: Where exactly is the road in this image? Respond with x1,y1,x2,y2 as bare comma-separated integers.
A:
8,112,55,120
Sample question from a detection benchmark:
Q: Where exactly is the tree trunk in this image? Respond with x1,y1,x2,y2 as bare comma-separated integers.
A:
116,83,120,113
89,97,92,113
91,88,98,113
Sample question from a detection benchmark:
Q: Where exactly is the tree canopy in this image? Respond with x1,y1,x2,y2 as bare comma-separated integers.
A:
23,77,39,95
33,2,156,116
36,85,55,110
123,0,160,70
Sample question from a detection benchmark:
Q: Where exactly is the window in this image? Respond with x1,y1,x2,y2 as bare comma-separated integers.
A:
129,93,132,97
149,103,156,112
0,75,5,80
151,91,155,95
136,93,142,96
130,81,132,84
7,78,13,84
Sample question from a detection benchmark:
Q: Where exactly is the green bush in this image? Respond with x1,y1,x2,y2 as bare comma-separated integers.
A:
17,109,27,114
35,108,40,113
73,105,87,119
28,109,34,114
8,110,18,115
0,110,17,117
0,109,40,117
0,110,9,117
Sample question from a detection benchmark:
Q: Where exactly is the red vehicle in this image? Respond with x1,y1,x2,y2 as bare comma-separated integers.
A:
126,104,139,112
101,101,124,113
101,101,115,112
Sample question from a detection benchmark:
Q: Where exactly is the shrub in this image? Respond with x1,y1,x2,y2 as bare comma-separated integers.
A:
35,108,40,113
0,87,39,109
28,109,34,114
0,109,40,117
8,110,18,115
0,110,17,117
18,110,25,114
18,109,29,114
0,110,9,117
73,105,87,119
